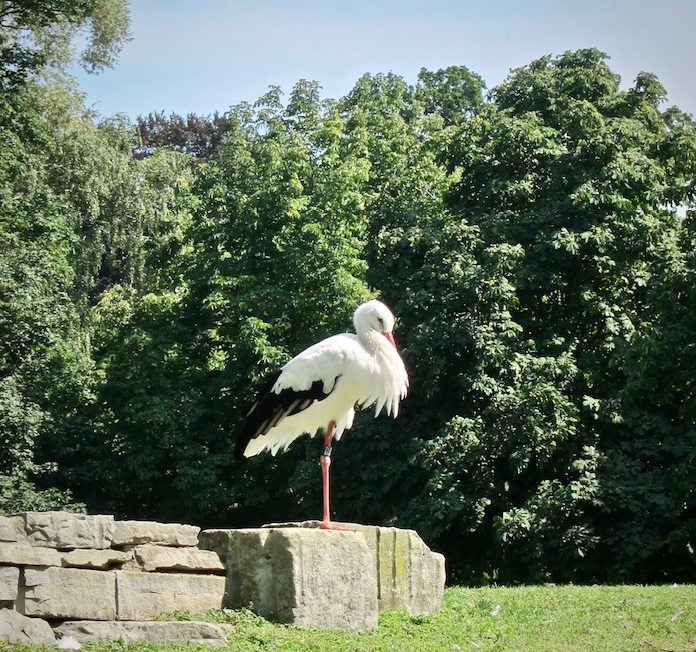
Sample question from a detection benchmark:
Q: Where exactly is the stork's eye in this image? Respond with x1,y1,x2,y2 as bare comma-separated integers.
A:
378,317,385,329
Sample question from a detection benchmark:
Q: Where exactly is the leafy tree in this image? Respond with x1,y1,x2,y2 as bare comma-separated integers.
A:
0,0,174,514
0,82,87,512
32,132,198,515
70,81,375,524
415,65,486,126
0,0,131,90
621,201,696,566
383,49,696,582
135,110,229,161
303,72,455,527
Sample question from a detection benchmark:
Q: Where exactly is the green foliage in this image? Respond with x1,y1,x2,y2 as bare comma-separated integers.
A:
67,81,377,523
0,2,182,514
621,202,696,562
0,0,132,86
397,48,696,582
77,0,132,73
1,45,695,585
415,64,486,125
34,134,198,517
0,83,88,512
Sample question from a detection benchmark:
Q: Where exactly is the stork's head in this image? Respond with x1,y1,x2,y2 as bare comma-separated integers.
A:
354,300,398,349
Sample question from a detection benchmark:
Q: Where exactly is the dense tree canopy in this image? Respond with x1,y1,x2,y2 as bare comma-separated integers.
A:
391,49,696,582
135,110,228,161
1,33,695,585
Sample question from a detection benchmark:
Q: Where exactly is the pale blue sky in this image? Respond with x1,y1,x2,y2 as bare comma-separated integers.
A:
71,0,696,119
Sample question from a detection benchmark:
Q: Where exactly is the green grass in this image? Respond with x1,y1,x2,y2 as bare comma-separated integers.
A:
5,585,696,652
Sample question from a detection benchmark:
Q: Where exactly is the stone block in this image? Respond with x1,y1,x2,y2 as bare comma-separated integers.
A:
0,567,18,601
55,620,229,646
20,566,117,620
0,543,62,567
262,521,446,617
0,608,55,645
112,521,200,547
199,527,378,632
22,512,114,550
61,549,133,569
115,571,225,620
0,516,27,544
132,545,224,572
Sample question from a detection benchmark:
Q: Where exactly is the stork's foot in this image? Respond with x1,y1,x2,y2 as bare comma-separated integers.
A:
317,520,355,532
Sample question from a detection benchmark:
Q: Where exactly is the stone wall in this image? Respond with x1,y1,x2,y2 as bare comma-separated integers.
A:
0,512,228,646
0,512,446,643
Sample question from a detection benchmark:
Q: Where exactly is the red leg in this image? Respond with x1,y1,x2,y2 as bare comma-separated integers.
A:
317,421,353,531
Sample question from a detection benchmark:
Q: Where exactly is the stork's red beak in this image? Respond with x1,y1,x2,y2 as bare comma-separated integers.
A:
383,331,397,350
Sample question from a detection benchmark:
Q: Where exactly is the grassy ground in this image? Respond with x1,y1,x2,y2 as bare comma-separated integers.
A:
5,585,696,652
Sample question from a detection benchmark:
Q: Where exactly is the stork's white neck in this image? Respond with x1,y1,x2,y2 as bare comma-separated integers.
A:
359,330,400,369
359,327,383,353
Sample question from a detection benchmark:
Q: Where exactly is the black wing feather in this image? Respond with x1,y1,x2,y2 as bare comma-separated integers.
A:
234,370,339,459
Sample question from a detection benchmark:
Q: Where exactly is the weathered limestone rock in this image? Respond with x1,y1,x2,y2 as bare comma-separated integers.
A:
55,620,229,646
132,545,224,572
112,521,200,547
0,609,55,645
20,567,117,620
115,571,225,620
22,512,115,550
0,542,62,567
356,524,445,616
263,521,446,616
0,516,27,544
199,527,378,633
0,567,18,601
61,549,133,569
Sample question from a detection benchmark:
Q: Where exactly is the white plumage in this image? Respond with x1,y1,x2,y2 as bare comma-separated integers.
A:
235,300,409,459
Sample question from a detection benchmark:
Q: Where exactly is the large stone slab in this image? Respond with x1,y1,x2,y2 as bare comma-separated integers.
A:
61,548,133,569
199,527,378,633
22,512,115,550
115,571,225,620
112,521,200,547
0,567,18,601
20,566,117,620
55,620,229,646
0,516,27,544
0,609,55,645
0,543,62,567
132,545,224,572
263,521,446,616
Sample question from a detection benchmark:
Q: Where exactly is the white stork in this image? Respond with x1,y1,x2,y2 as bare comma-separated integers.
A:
234,299,409,529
